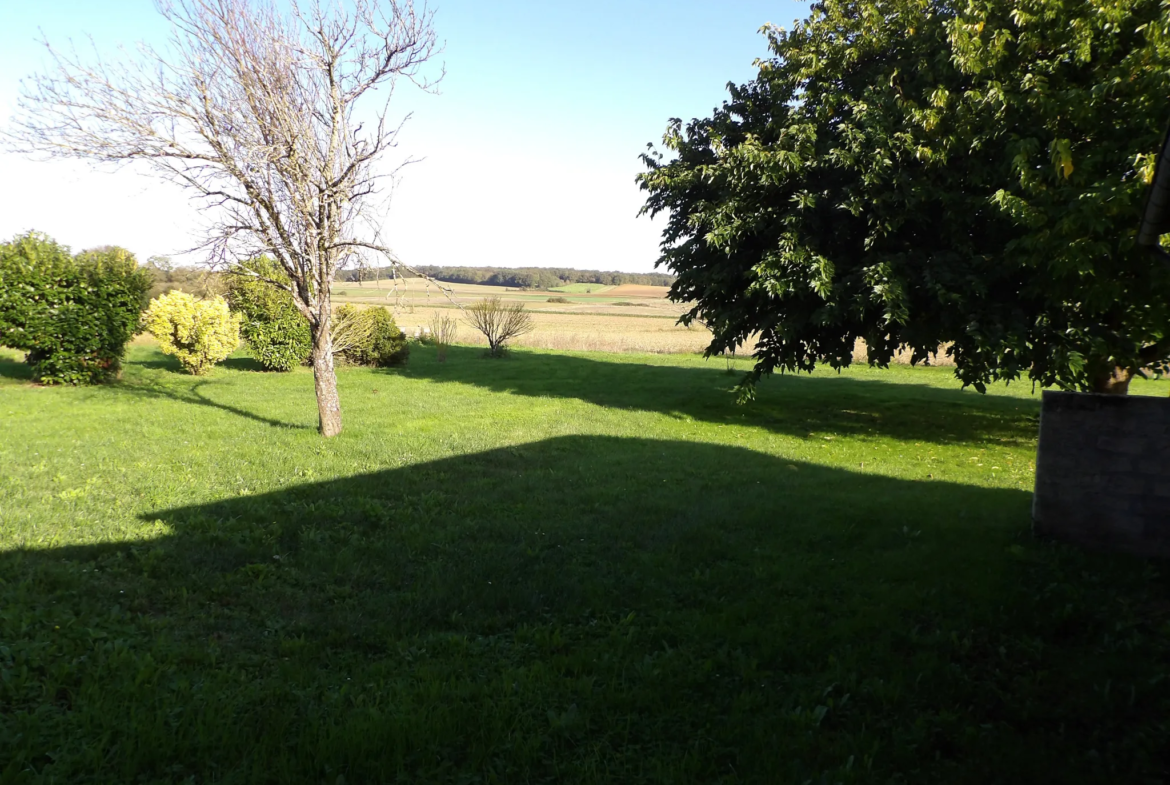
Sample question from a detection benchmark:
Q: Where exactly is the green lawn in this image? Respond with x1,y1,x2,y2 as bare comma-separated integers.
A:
1,344,1168,783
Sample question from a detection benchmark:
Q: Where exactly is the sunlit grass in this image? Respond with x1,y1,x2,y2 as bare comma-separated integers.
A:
1,343,1167,783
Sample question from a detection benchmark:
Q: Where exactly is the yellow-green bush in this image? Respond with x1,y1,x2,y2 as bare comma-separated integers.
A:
144,291,241,375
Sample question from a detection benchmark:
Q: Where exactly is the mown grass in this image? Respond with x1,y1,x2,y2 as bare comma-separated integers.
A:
1,343,1168,784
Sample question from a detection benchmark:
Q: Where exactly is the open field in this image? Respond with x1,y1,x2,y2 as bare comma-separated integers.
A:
333,277,678,313
548,283,615,294
404,310,714,354
2,341,1169,783
333,278,706,353
607,283,675,298
330,280,963,361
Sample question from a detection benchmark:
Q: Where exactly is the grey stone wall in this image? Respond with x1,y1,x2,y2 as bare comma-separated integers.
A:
1033,390,1170,557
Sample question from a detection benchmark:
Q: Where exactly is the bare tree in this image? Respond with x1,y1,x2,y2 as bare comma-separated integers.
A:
428,309,457,362
7,0,441,436
466,297,533,357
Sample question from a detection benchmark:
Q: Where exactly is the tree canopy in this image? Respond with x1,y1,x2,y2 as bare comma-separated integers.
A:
639,0,1170,396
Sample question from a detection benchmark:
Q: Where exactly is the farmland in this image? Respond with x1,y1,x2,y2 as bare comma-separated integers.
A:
547,282,615,294
332,279,956,361
332,278,718,354
3,340,1170,783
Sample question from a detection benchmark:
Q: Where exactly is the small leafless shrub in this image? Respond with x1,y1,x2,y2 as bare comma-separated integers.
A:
429,311,458,362
466,297,533,357
331,305,376,358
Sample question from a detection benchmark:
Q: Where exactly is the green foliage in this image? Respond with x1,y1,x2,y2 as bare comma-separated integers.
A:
224,257,311,371
333,304,409,367
0,231,151,384
639,0,1170,394
143,256,224,299
144,291,241,374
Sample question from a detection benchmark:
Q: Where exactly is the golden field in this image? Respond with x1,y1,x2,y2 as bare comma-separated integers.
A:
330,277,954,364
331,278,721,354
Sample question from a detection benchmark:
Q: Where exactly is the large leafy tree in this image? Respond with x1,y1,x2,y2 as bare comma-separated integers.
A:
640,0,1170,395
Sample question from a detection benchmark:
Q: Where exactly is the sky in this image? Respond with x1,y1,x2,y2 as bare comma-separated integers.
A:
0,0,811,273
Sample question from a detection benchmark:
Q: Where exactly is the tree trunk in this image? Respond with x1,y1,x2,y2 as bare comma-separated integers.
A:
1090,365,1133,395
310,320,343,437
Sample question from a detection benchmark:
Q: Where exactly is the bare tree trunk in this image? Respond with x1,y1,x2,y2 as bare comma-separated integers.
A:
1090,365,1133,395
9,0,442,438
310,320,343,437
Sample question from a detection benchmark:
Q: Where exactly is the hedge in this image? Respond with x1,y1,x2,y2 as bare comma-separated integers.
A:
0,232,151,385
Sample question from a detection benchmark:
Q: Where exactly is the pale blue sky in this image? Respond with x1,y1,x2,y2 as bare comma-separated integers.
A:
0,1,810,272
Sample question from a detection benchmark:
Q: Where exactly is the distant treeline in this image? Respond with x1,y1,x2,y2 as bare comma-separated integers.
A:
142,258,224,299
339,265,675,289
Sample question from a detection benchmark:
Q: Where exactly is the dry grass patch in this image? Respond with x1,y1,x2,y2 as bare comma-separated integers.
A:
606,283,672,298
398,309,717,354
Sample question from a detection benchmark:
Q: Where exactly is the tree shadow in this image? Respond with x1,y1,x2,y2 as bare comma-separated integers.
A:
401,345,1040,447
132,355,185,372
5,435,1165,782
111,376,313,430
132,353,267,374
220,355,269,372
0,350,34,382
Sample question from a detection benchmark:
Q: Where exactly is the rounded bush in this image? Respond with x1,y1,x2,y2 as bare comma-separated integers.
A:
144,291,241,375
224,258,311,371
0,232,152,385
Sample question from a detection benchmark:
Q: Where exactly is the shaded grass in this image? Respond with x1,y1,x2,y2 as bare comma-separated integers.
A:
1,344,1168,783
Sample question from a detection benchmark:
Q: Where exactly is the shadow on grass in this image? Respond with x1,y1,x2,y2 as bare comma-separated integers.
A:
135,356,268,373
403,345,1039,447
112,376,313,430
220,356,270,372
0,351,34,382
3,435,1166,782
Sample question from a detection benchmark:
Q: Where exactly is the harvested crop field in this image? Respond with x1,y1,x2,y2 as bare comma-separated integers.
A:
331,278,709,354
331,280,958,360
548,283,615,294
606,283,672,298
398,309,715,354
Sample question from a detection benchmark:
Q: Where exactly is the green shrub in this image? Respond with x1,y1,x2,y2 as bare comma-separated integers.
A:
333,305,409,367
144,291,241,374
547,296,571,304
224,257,311,371
0,232,152,385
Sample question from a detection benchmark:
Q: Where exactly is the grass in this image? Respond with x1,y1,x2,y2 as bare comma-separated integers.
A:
546,283,614,294
1,343,1169,783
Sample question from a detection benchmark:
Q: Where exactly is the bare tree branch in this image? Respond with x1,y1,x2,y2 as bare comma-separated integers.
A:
7,0,442,436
